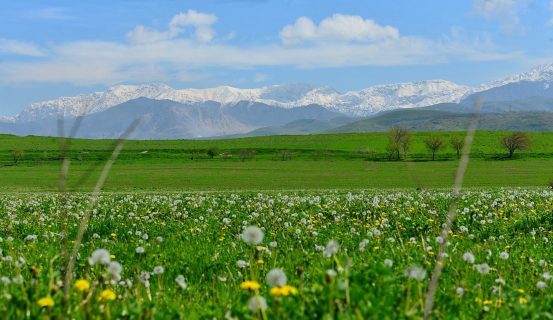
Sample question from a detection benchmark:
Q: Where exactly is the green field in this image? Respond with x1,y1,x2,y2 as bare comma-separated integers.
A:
1,131,552,191
1,190,553,318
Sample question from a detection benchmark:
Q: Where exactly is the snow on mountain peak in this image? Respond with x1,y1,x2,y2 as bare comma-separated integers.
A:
479,62,553,91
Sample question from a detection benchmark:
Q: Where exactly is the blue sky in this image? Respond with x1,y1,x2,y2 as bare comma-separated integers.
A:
1,0,553,115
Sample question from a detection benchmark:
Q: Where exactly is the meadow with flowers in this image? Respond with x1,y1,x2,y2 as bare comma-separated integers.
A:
1,189,552,318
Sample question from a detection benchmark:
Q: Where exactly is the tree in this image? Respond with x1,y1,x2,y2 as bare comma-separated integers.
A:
500,132,531,158
207,146,218,159
12,149,24,164
450,136,464,159
424,136,445,160
386,127,411,160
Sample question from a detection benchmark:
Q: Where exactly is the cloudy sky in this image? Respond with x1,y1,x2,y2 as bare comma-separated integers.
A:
1,0,553,115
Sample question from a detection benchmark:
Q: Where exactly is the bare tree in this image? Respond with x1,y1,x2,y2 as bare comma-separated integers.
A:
424,136,445,160
500,132,531,158
12,149,24,164
207,146,218,159
386,127,411,160
450,136,464,159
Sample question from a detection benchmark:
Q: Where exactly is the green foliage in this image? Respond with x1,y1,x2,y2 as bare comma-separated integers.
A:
0,190,552,318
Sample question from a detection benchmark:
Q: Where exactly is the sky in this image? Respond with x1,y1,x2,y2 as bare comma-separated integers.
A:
1,0,553,115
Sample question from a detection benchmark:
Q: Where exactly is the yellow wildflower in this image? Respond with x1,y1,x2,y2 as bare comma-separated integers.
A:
270,285,298,296
74,279,90,292
240,281,261,290
37,296,55,308
519,297,528,304
98,289,116,302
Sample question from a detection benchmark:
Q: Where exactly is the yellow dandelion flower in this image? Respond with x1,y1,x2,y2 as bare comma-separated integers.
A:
74,279,90,292
256,259,264,265
37,296,55,308
240,281,261,290
519,297,528,304
98,289,116,302
517,288,525,294
271,285,299,296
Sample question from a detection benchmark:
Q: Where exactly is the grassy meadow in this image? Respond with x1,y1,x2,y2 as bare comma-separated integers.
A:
0,131,552,191
1,190,553,318
1,131,553,319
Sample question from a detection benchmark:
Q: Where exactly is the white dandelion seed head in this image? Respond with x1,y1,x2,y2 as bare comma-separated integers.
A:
463,252,475,264
499,252,509,260
107,261,123,280
153,266,165,275
404,265,426,281
241,226,264,245
323,240,339,258
266,268,287,287
537,281,547,289
475,263,490,274
88,249,111,266
456,287,465,297
175,275,188,290
135,246,145,254
247,296,267,313
384,259,394,268
236,260,248,269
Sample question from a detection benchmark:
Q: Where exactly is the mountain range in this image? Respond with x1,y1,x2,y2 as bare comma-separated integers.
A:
1,63,553,139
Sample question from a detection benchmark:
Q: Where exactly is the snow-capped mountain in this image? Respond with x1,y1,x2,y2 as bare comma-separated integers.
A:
0,115,14,123
12,81,471,122
5,62,553,125
478,63,553,91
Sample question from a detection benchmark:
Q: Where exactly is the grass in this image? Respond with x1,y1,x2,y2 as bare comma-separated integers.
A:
1,189,552,318
0,131,552,191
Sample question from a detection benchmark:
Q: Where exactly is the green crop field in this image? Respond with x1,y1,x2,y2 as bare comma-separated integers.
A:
0,131,552,191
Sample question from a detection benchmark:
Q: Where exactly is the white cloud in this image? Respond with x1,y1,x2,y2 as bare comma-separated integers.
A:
127,10,217,44
0,13,518,86
280,14,399,45
26,7,74,20
472,0,523,33
0,39,46,57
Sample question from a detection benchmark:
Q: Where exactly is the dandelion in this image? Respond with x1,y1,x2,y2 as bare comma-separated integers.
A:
241,226,264,245
537,281,547,289
247,295,267,313
404,265,426,281
236,260,248,269
107,261,123,280
135,246,145,254
323,240,339,258
175,275,187,290
476,263,490,274
384,259,394,268
266,269,287,287
98,289,116,302
270,285,298,296
435,236,444,244
456,287,465,297
463,252,475,264
37,296,54,308
499,252,509,260
74,279,91,292
240,280,261,290
153,266,165,275
359,239,369,252
88,249,111,266
326,269,337,278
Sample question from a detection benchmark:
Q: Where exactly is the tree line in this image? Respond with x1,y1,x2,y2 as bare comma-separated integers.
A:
385,127,531,161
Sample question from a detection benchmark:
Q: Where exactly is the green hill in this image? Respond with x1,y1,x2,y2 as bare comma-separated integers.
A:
330,110,553,133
